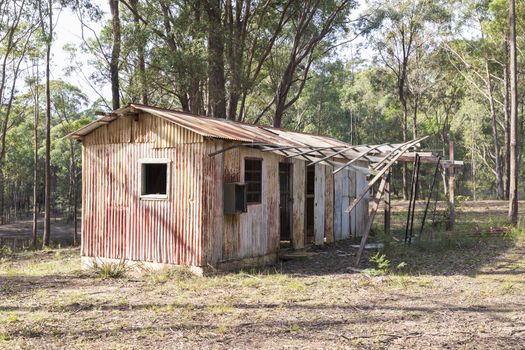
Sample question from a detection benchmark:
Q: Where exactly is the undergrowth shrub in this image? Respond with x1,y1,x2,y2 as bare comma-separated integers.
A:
0,245,12,258
91,260,130,279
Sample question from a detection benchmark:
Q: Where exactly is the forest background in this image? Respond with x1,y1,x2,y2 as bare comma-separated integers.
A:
0,0,523,245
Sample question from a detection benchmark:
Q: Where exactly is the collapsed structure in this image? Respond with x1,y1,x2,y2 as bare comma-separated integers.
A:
68,104,461,272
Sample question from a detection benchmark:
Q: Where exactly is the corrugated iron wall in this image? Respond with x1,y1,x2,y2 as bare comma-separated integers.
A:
81,113,206,266
201,144,281,265
80,112,372,268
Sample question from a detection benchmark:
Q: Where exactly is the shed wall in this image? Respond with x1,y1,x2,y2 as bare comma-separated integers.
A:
81,113,206,266
80,112,372,269
202,144,281,266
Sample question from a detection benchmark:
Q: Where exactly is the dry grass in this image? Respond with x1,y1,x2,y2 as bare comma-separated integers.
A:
0,200,524,349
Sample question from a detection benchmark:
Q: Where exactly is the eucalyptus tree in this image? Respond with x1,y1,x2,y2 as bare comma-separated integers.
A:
0,0,40,224
508,0,518,224
109,0,121,109
38,0,54,247
268,0,354,127
362,0,450,199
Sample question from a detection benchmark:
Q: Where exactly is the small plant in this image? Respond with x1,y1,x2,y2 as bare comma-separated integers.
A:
395,261,407,271
91,260,130,279
370,252,390,271
290,323,301,332
363,252,391,276
455,195,470,207
0,245,12,258
508,226,525,240
6,313,19,323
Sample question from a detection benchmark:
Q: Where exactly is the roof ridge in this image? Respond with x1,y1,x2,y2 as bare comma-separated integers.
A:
128,103,340,140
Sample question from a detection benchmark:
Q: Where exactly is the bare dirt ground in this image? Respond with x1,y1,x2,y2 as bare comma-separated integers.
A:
1,201,524,349
0,215,77,248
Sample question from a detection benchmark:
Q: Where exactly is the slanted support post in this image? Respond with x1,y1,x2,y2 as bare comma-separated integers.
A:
354,174,388,266
448,141,455,229
384,168,391,236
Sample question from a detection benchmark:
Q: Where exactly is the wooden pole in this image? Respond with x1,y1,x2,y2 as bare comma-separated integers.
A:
448,141,455,229
384,169,391,236
419,157,441,239
408,155,421,244
354,175,388,266
405,155,418,244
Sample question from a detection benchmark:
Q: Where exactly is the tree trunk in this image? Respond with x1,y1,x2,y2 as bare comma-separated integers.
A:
0,53,24,225
109,0,121,110
504,45,511,200
32,72,39,248
130,0,147,104
412,95,418,139
401,92,409,200
508,0,518,225
273,62,295,127
42,0,52,247
485,60,504,199
205,0,226,118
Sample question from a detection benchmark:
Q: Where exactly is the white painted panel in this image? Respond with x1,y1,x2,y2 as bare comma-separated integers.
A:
355,170,369,237
333,171,343,241
342,169,351,240
348,169,356,237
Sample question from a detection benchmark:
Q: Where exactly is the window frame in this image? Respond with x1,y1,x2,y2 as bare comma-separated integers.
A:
244,157,263,205
139,158,171,200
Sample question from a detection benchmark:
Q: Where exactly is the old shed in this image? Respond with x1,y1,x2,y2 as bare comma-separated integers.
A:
68,104,449,272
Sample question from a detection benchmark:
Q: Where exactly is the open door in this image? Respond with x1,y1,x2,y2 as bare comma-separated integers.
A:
279,163,292,244
305,165,315,244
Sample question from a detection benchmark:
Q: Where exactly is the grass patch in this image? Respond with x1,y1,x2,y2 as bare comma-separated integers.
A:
0,248,80,277
90,260,130,279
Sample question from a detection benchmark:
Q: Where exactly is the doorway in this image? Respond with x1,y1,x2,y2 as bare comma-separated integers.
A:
305,165,315,244
279,163,292,244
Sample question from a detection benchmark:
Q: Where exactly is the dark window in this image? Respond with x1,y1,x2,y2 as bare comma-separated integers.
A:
306,166,315,195
245,159,262,203
142,163,168,196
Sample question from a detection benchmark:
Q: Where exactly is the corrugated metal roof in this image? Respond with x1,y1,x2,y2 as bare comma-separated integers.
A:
69,104,354,148
67,103,462,167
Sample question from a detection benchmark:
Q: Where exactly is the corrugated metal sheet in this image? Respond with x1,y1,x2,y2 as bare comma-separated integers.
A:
81,116,206,266
71,104,373,156
73,104,405,268
206,146,280,263
69,104,463,168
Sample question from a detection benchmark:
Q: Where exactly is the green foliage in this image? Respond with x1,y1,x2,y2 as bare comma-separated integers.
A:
363,252,392,276
370,252,391,271
0,245,13,259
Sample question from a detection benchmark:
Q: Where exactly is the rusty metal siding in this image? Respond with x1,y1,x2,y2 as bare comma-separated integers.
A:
154,117,203,148
83,113,203,147
80,109,374,268
201,141,225,265
81,114,206,266
213,146,281,262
